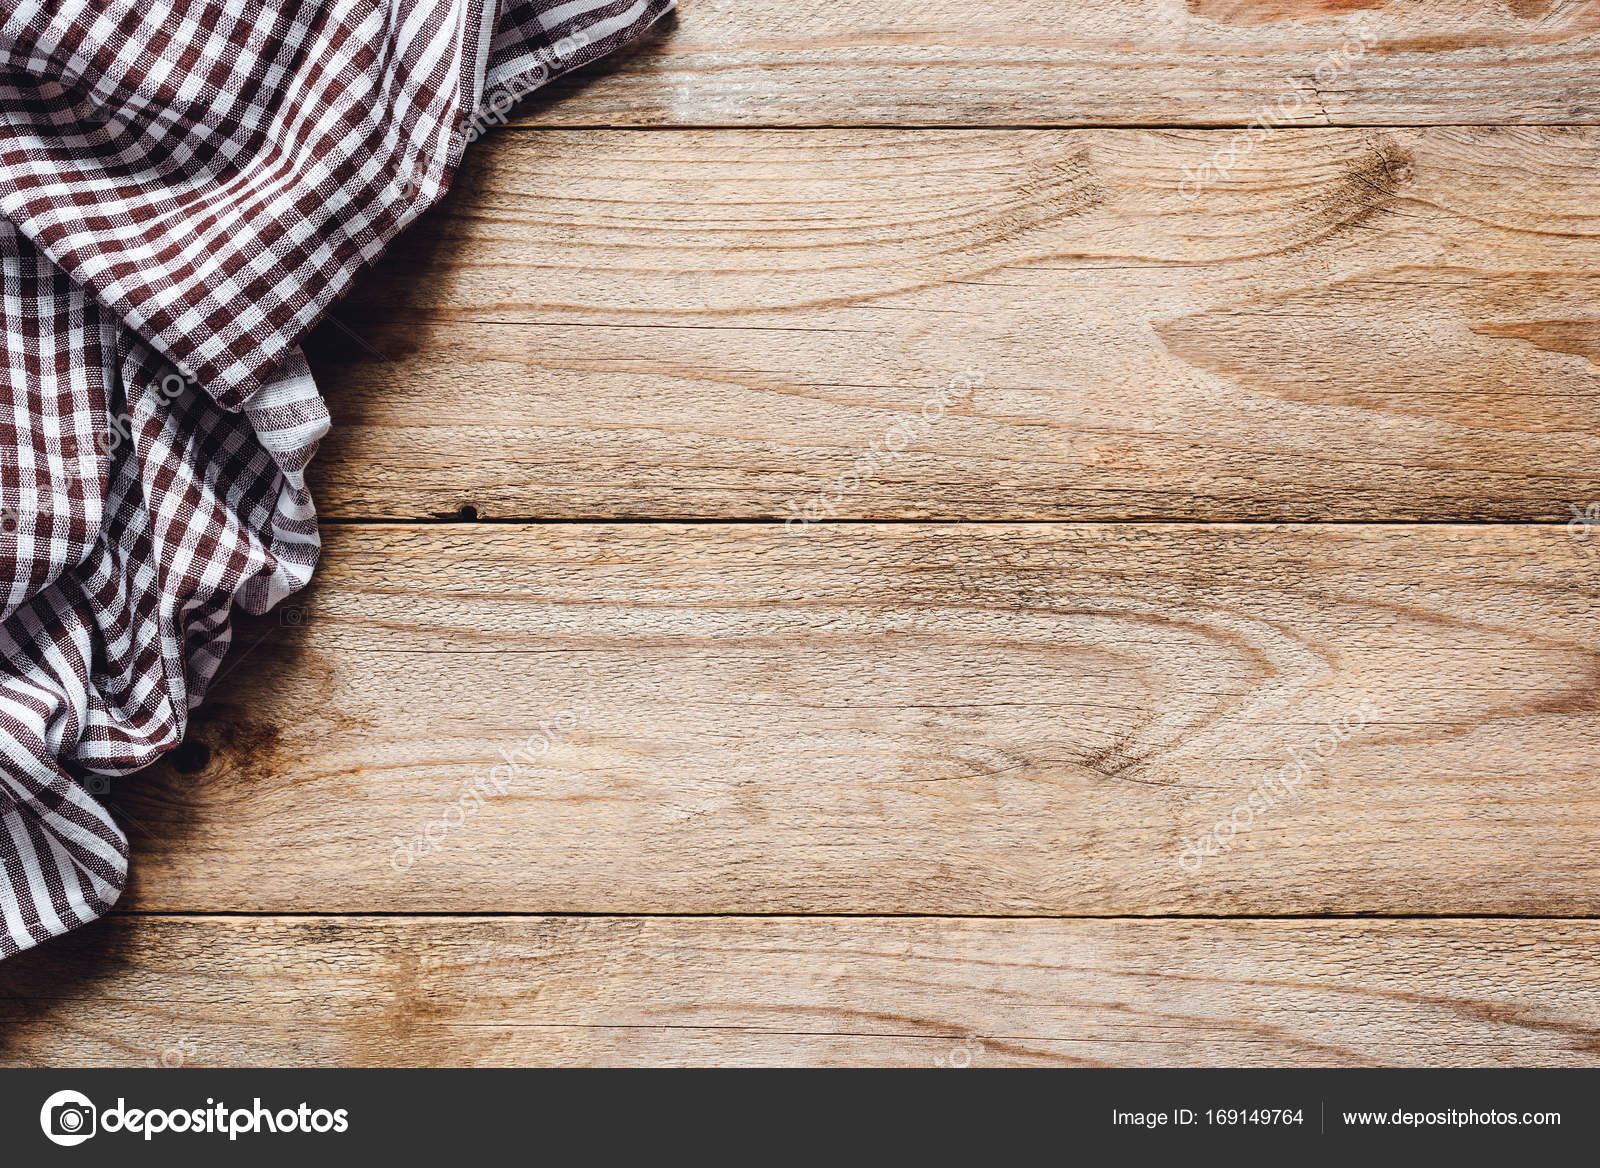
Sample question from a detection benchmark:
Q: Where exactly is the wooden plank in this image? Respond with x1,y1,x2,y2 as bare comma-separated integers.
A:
309,127,1600,522
107,523,1600,916
3,916,1596,1066
515,0,1600,127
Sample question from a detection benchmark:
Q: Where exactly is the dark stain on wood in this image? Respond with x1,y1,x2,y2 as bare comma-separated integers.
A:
1471,318,1600,366
168,739,212,774
1303,137,1415,246
1185,0,1389,26
1155,268,1600,435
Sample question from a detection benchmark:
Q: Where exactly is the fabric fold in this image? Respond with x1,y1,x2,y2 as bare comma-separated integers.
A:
0,0,673,959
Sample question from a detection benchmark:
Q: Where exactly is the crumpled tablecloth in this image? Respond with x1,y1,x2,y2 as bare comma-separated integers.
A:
0,0,672,958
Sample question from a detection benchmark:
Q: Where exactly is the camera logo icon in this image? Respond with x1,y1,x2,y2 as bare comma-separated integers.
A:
40,1090,97,1146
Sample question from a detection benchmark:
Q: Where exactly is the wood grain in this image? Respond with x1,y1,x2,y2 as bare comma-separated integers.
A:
310,126,1600,522
512,0,1600,127
3,916,1596,1066
106,523,1600,916
13,1,1598,1073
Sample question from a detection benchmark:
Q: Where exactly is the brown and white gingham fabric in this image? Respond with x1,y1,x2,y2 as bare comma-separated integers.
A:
0,0,672,958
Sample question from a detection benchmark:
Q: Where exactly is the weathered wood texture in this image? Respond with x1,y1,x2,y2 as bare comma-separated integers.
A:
3,917,1596,1067
10,4,1599,1073
105,523,1600,916
512,1,1600,127
312,127,1600,522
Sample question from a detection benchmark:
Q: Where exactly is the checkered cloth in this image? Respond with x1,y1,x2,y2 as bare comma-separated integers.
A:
0,0,673,958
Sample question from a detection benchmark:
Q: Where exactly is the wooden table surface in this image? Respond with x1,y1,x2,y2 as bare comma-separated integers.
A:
6,0,1600,1067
